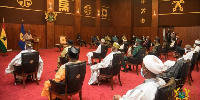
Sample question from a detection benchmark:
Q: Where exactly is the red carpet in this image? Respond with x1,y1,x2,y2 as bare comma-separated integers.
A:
0,47,199,100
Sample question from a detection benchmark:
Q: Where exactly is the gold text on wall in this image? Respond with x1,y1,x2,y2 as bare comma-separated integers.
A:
172,0,184,12
140,0,146,24
17,0,32,7
59,0,69,12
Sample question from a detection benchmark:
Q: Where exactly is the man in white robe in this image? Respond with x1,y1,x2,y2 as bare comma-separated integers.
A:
88,42,121,85
113,55,166,100
5,44,43,80
86,39,106,65
183,39,200,60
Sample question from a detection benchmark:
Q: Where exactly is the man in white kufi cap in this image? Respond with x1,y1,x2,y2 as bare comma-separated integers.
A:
88,42,121,85
113,55,166,100
86,38,106,65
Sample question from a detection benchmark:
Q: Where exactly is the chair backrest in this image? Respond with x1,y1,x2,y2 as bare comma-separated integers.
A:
135,48,146,62
60,36,66,44
76,47,80,60
112,53,124,75
178,60,190,86
65,61,86,94
155,78,176,100
60,57,69,65
190,52,198,71
21,52,39,73
123,42,129,54
101,45,108,58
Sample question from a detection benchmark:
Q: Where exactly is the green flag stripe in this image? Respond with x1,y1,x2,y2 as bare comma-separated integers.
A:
0,40,7,53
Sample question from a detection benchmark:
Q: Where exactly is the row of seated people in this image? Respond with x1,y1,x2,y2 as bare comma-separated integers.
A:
4,34,200,99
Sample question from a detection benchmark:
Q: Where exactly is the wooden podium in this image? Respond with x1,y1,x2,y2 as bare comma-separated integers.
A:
33,37,40,51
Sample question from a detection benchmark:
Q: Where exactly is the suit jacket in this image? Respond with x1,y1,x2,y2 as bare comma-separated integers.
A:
164,58,185,79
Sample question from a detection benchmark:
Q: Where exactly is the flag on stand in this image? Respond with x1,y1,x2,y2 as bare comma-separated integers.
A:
0,18,7,53
18,22,25,50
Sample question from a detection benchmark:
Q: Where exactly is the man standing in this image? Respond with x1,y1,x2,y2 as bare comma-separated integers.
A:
5,44,43,80
86,39,105,65
57,39,73,69
113,55,166,100
121,39,142,72
88,42,121,85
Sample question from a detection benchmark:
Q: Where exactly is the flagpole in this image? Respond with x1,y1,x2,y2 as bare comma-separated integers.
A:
2,17,8,57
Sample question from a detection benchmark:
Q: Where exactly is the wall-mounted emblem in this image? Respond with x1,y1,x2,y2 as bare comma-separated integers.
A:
101,8,107,18
17,0,32,7
84,5,92,15
172,0,184,12
45,11,57,22
59,0,69,12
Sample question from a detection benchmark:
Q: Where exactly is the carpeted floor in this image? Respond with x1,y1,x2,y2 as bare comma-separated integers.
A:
0,47,199,100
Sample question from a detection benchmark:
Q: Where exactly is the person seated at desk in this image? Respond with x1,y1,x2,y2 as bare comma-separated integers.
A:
112,35,119,43
41,46,80,100
131,35,137,45
86,39,106,65
143,36,151,50
77,33,87,47
121,39,142,72
121,34,127,43
5,44,43,81
88,42,121,85
113,55,166,100
104,35,111,45
57,39,73,69
92,35,100,46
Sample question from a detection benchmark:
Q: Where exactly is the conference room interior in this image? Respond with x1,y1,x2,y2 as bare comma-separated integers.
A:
0,0,200,100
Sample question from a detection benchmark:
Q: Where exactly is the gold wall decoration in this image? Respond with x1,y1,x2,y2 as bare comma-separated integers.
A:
141,8,146,14
17,0,32,7
59,0,69,12
172,0,184,12
141,0,146,4
101,8,107,18
140,18,145,23
174,87,190,100
84,5,92,15
45,11,57,22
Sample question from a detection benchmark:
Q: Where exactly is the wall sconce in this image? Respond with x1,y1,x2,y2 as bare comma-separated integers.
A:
97,10,100,16
49,3,52,9
153,11,156,15
77,8,80,14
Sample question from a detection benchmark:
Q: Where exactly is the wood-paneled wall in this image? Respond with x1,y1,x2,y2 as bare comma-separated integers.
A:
174,26,200,47
133,27,151,39
0,23,46,50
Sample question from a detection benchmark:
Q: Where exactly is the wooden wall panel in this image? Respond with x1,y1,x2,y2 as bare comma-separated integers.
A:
54,25,75,44
0,23,46,50
133,27,151,39
110,0,131,27
100,27,110,38
81,26,95,43
174,26,200,47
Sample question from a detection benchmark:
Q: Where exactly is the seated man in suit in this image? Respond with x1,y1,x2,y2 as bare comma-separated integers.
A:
113,55,166,100
160,46,185,79
41,46,80,100
77,33,87,47
121,39,142,72
5,44,43,81
148,38,160,55
86,39,106,65
112,35,119,43
142,36,151,50
92,35,100,46
57,39,73,69
131,35,137,45
88,42,121,85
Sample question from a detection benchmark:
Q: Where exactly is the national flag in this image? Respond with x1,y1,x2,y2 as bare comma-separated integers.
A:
18,22,25,50
0,20,7,53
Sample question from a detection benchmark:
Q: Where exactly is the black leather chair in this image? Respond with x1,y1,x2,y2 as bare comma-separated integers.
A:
196,50,200,71
59,47,80,66
155,77,176,100
161,43,170,60
126,48,146,75
188,52,198,82
49,61,86,100
91,45,108,64
13,52,39,89
98,53,124,90
119,42,129,55
175,60,191,88
148,45,162,58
